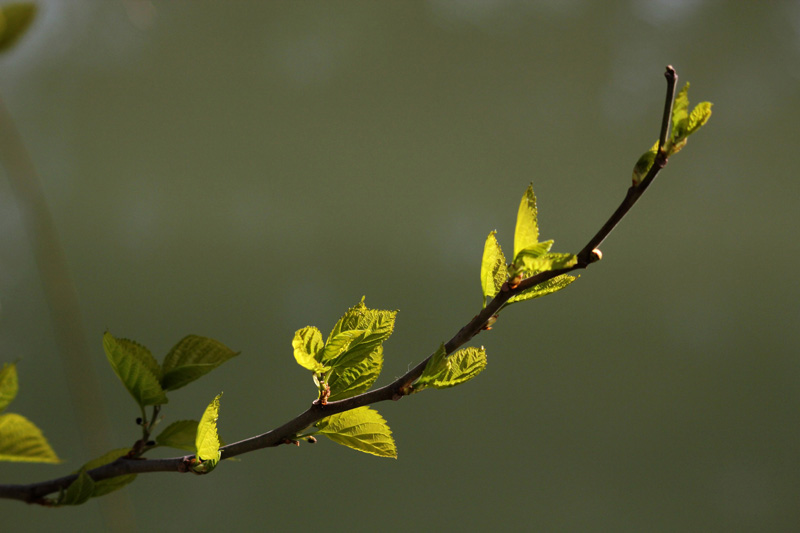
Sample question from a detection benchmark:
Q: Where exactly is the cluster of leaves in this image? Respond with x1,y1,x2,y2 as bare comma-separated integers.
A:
292,298,488,458
0,363,59,464
480,185,577,310
50,334,237,505
632,83,713,185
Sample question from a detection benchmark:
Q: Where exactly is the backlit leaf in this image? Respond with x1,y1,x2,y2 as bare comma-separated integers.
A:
316,406,396,458
160,335,239,391
0,412,60,463
687,101,712,135
513,184,539,260
327,347,383,401
508,274,577,304
194,393,222,473
0,362,18,412
414,346,487,391
325,298,396,371
632,141,659,185
480,231,507,307
292,326,326,372
103,332,168,407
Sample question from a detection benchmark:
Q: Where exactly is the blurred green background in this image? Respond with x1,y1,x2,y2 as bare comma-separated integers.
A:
1,1,799,531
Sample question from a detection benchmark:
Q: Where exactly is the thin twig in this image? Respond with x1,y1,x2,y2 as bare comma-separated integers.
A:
0,66,682,504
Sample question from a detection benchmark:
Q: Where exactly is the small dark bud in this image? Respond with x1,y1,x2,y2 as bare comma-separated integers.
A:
135,417,143,425
306,436,317,444
146,440,155,446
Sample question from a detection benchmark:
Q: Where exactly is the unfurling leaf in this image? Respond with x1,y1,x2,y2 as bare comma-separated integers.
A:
514,184,540,260
156,420,200,452
326,298,396,370
507,273,577,304
194,393,222,473
316,406,397,458
0,412,60,463
0,362,18,412
79,448,136,498
292,326,326,373
103,332,168,407
0,3,36,53
480,231,507,307
160,335,239,391
414,346,487,391
632,141,659,186
687,101,712,135
665,82,712,156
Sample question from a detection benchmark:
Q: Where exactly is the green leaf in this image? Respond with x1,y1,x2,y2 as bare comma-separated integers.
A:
632,141,659,186
513,184,539,260
480,231,507,307
103,332,168,407
0,362,18,412
327,346,383,401
0,412,60,463
325,298,396,371
415,343,448,388
156,420,199,452
80,448,136,498
319,330,363,366
687,101,713,135
0,3,36,54
292,326,326,372
160,335,239,391
117,338,162,381
194,393,222,473
513,250,577,275
414,346,487,391
316,406,397,458
670,83,690,137
508,273,577,304
58,469,95,506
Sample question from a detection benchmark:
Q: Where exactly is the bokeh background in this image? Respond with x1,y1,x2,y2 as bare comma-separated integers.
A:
1,1,799,531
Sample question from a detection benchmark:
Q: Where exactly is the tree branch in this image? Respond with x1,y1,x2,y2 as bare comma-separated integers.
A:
0,66,681,505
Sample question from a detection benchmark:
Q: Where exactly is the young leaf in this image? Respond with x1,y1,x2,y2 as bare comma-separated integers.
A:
292,326,326,373
687,101,712,136
319,330,363,366
0,412,60,463
0,362,18,412
513,184,539,260
0,3,36,54
480,231,507,307
513,250,577,275
194,393,222,473
670,82,691,146
79,448,136,498
316,406,397,458
103,332,168,407
324,298,396,372
156,420,199,452
160,335,239,391
58,469,95,506
414,347,487,391
507,274,577,304
327,346,383,401
415,343,448,387
632,141,659,186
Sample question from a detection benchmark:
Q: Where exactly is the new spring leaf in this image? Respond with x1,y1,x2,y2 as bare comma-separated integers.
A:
316,406,397,458
193,393,222,473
